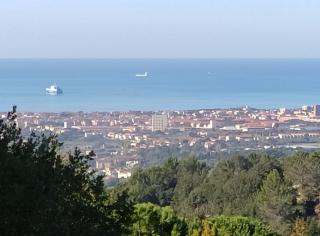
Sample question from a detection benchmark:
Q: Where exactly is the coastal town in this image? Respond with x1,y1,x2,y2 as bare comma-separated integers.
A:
4,105,320,185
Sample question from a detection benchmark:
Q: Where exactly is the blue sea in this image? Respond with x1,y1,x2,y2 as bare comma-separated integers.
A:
0,59,320,112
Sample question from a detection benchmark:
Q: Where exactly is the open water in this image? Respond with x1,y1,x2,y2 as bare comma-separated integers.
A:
0,59,320,112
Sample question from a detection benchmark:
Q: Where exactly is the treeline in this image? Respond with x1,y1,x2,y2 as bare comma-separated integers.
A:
115,152,320,235
1,109,276,236
131,202,278,235
138,142,296,168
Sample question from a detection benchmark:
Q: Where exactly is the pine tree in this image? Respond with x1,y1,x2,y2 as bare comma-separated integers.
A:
256,169,298,234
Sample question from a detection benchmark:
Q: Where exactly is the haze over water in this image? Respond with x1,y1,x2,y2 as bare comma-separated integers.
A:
0,59,320,112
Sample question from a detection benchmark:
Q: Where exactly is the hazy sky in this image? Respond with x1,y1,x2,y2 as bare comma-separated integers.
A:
1,0,320,58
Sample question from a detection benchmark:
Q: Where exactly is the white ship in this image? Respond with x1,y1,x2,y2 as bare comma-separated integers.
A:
46,84,63,95
135,72,148,77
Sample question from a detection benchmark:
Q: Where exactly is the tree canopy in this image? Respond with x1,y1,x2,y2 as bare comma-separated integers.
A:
3,108,320,235
0,110,133,236
116,151,320,235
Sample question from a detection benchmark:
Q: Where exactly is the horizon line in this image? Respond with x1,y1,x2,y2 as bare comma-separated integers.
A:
0,57,320,60
0,104,317,114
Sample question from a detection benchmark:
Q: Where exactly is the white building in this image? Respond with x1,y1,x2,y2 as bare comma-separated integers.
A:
152,113,168,132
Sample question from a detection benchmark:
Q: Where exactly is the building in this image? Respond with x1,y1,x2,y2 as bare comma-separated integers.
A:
279,108,287,115
313,105,320,117
152,113,168,132
302,105,312,112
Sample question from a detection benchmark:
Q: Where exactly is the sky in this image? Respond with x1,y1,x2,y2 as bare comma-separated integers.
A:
0,0,320,58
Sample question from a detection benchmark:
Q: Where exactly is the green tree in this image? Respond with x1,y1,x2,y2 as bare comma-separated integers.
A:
123,158,179,206
132,203,187,236
284,152,320,217
191,216,278,236
256,169,298,234
197,155,281,217
173,157,208,218
0,109,133,236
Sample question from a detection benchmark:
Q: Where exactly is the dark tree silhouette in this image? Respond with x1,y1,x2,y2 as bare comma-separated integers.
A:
0,107,133,236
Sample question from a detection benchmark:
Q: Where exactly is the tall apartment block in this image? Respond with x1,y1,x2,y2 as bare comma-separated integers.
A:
152,113,168,132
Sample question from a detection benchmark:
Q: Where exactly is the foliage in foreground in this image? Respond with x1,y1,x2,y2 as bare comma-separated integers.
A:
193,216,279,236
2,108,320,235
117,151,320,235
131,203,278,236
0,111,133,236
132,203,188,236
